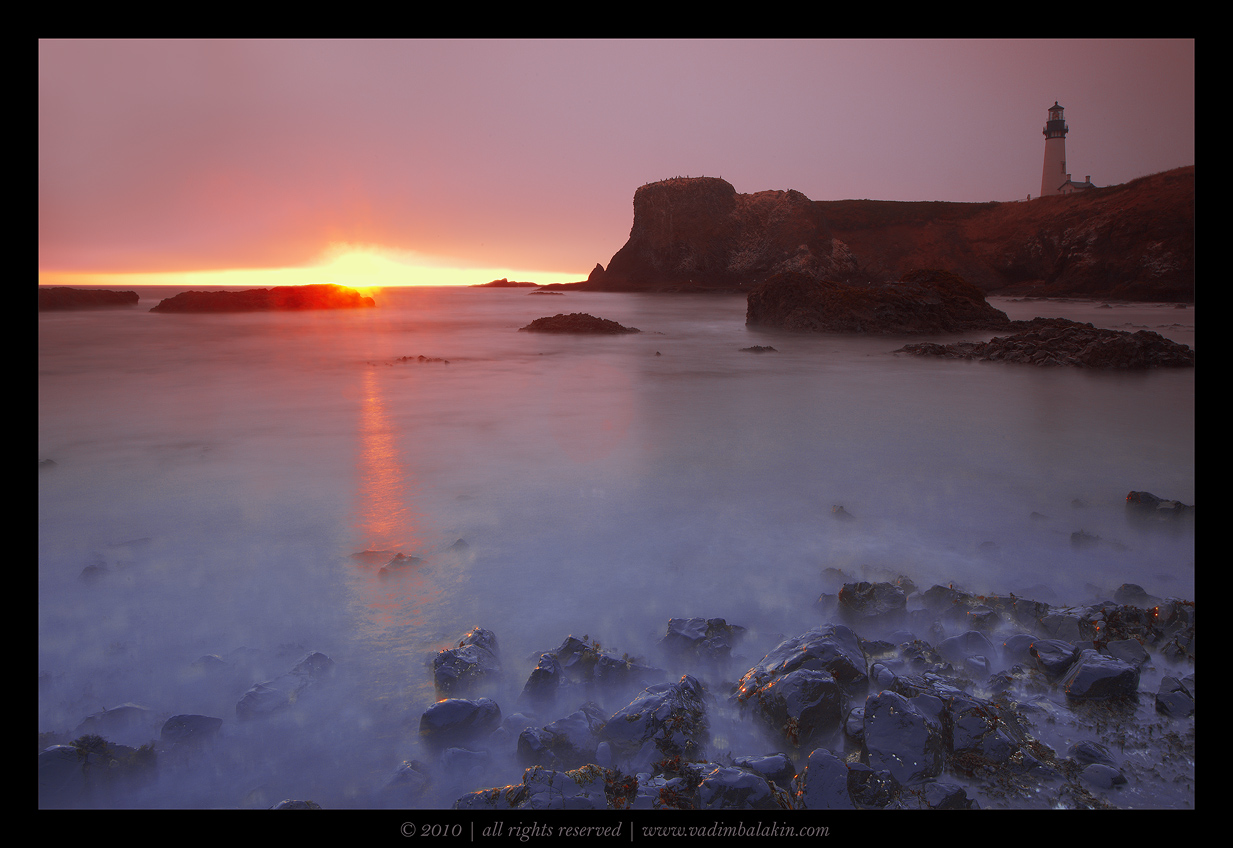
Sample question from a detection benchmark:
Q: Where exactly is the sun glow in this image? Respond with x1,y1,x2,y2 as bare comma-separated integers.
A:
37,243,587,291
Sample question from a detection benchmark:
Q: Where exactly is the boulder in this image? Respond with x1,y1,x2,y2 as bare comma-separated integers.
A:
792,747,855,810
600,675,708,774
419,698,501,748
1125,491,1194,522
236,652,335,720
659,617,746,665
1059,649,1140,700
516,702,607,770
837,581,907,620
149,284,375,313
433,627,501,696
734,624,869,702
862,690,944,786
1155,675,1195,718
697,765,790,810
159,714,223,747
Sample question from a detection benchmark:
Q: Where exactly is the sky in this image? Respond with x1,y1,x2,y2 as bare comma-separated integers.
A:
38,38,1195,288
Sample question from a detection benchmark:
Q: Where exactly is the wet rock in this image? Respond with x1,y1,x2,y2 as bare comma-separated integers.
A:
735,624,869,701
1125,490,1194,522
1155,675,1195,718
838,581,907,620
159,714,222,747
923,781,978,809
1067,740,1117,767
732,752,796,789
516,702,607,770
659,617,746,665
947,694,1025,765
698,765,789,809
1104,638,1149,668
1059,649,1140,700
455,764,633,810
72,703,158,747
378,553,424,578
418,698,501,748
545,635,664,698
1030,639,1081,679
236,652,335,720
601,675,708,774
862,690,944,786
749,668,844,749
385,759,432,802
1081,763,1128,790
846,762,901,808
519,652,565,707
792,747,854,809
1114,582,1164,607
433,627,501,696
939,630,998,668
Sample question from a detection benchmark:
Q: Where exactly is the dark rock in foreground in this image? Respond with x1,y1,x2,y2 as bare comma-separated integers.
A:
896,317,1195,368
39,287,139,311
149,284,375,313
746,269,1013,334
518,313,640,334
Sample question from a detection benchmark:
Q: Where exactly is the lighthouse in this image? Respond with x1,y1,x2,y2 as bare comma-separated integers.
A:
1040,101,1069,197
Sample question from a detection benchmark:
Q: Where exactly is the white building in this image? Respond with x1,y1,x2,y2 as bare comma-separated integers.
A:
1040,102,1096,197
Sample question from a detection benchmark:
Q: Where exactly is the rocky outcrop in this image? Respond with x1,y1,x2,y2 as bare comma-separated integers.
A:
578,168,1194,301
149,284,375,313
585,177,855,291
745,269,1014,334
518,313,640,334
39,287,139,311
895,317,1196,368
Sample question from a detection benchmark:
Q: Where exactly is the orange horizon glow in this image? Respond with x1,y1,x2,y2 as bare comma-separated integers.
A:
37,243,589,291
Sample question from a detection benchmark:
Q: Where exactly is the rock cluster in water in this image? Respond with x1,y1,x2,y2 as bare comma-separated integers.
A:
745,269,1015,334
518,313,640,334
40,531,1195,811
896,317,1196,369
38,287,139,311
148,284,375,313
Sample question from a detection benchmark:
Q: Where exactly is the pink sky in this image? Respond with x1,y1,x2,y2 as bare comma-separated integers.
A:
39,39,1194,285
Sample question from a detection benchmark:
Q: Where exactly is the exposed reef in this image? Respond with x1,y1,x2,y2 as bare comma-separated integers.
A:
148,284,375,313
518,313,640,334
746,269,1013,334
39,287,139,311
895,317,1195,368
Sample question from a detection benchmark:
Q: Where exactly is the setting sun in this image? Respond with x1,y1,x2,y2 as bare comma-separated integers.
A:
37,242,587,291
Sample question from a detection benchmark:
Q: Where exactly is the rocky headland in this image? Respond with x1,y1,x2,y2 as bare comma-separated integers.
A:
38,287,139,311
148,284,375,313
571,168,1194,302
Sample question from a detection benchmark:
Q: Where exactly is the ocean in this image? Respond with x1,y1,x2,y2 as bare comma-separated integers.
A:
38,286,1194,808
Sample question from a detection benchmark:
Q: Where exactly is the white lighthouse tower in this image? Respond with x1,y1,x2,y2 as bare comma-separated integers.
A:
1040,101,1068,197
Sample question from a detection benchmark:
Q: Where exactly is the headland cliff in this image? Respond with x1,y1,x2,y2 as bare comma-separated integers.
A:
571,168,1193,302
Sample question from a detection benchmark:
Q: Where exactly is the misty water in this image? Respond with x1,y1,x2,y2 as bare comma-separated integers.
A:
38,287,1194,808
